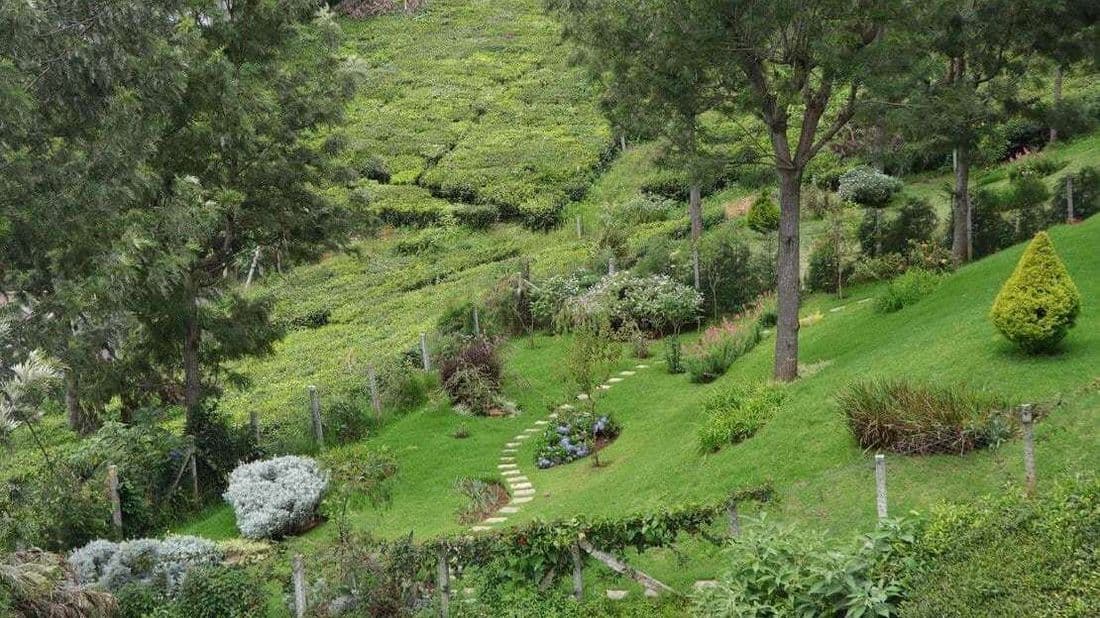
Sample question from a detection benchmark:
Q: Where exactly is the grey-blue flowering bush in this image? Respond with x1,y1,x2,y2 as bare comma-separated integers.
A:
838,166,902,207
69,535,222,595
223,456,329,539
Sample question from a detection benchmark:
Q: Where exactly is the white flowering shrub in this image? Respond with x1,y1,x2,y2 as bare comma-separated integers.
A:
69,535,222,595
223,455,329,539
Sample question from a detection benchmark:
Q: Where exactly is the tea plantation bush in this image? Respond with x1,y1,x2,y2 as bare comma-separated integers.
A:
223,456,329,539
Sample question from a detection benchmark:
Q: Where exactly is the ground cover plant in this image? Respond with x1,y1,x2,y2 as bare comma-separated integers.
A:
874,269,943,313
838,379,1015,455
698,383,784,453
685,319,763,384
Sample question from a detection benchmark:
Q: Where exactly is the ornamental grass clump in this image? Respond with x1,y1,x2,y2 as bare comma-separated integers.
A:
685,319,762,384
990,231,1080,353
223,456,329,539
838,379,1015,455
698,383,784,453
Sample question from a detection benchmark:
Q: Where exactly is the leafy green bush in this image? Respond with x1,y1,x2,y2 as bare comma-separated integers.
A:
875,269,942,313
663,338,685,374
694,517,920,617
322,393,376,445
698,383,784,453
698,223,775,317
174,566,266,618
806,239,852,294
990,231,1081,353
837,379,1014,455
838,166,902,207
571,273,702,335
901,476,1100,618
116,582,169,618
745,194,780,233
851,253,908,284
967,187,1017,259
685,319,762,384
882,197,938,257
528,270,600,330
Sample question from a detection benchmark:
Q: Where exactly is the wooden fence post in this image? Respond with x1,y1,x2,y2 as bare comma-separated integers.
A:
726,501,741,537
576,215,583,238
608,256,616,276
368,363,382,420
570,542,584,601
1066,177,1075,223
1021,404,1036,495
245,245,261,288
189,450,199,503
875,453,888,520
292,554,306,618
107,464,122,533
437,548,450,618
420,333,431,371
249,411,260,445
472,306,480,337
308,386,324,449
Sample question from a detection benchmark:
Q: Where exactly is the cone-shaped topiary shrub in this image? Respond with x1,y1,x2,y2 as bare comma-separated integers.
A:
990,231,1080,353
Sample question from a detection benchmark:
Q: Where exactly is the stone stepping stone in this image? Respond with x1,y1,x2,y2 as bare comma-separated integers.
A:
510,496,534,504
514,436,530,442
606,590,628,600
857,297,872,304
500,456,515,462
693,580,718,591
619,371,636,376
549,411,561,418
471,526,491,532
499,506,521,514
558,404,574,410
597,384,612,390
607,377,623,383
497,463,518,469
501,470,521,477
510,482,533,490
508,476,529,483
636,364,650,368
483,517,507,524
644,588,659,598
829,304,848,313
523,427,540,433
576,393,589,401
502,448,518,453
534,420,549,425
513,488,536,497
505,442,520,448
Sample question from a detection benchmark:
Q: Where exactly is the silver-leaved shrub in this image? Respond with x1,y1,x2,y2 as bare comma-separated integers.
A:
69,535,222,595
223,455,329,539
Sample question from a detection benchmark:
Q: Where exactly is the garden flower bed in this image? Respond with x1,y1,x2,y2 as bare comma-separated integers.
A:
535,410,620,469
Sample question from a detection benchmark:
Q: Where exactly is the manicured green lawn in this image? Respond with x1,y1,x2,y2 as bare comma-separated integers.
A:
186,215,1100,592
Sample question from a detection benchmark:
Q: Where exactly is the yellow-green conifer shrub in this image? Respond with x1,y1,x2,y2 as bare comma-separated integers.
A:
990,232,1081,353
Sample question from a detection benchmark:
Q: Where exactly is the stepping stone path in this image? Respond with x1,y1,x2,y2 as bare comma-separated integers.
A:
469,363,652,534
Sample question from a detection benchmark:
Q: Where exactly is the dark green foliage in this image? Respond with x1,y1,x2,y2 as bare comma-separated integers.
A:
174,566,266,618
698,383,784,453
323,394,376,445
745,194,780,232
837,379,1014,455
1053,165,1100,221
116,583,169,618
615,194,678,225
806,239,852,294
698,224,775,319
901,477,1100,618
968,188,1018,259
288,308,331,331
885,198,939,256
875,269,943,313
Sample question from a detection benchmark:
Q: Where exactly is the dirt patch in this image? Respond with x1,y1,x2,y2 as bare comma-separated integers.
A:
724,196,754,219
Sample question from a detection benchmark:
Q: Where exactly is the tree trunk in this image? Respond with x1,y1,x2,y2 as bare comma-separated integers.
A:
689,185,702,290
1050,65,1062,144
952,145,971,265
64,370,95,435
773,168,802,382
182,292,202,433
